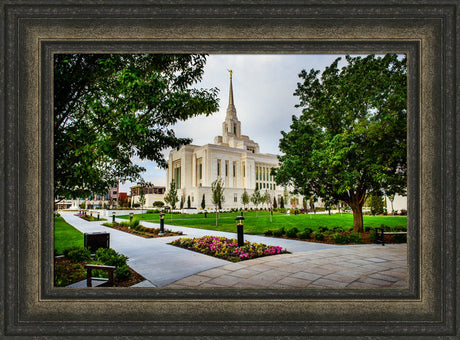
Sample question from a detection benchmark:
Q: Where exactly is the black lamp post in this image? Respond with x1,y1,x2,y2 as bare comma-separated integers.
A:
235,216,245,247
112,212,116,223
129,212,134,222
159,213,165,235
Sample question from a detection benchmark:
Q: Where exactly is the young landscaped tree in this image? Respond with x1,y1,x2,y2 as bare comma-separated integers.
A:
54,54,219,199
273,196,278,209
240,189,250,210
138,187,146,216
211,178,225,226
274,54,407,232
280,196,285,209
187,196,191,209
201,194,206,210
164,180,179,221
251,185,264,218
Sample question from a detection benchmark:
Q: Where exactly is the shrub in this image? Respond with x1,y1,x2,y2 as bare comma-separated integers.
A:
95,248,128,267
369,229,377,243
130,218,140,228
64,246,91,262
364,227,371,232
400,209,407,216
314,232,325,241
318,226,329,233
285,228,299,238
146,209,159,214
332,226,345,233
153,201,165,207
393,234,407,243
114,264,131,281
297,231,311,239
393,225,407,232
120,221,130,228
349,232,363,244
333,233,349,244
303,227,313,235
273,229,284,237
280,227,286,235
264,230,273,236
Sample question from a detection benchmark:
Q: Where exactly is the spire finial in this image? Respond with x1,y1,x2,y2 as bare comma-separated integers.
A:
228,69,233,79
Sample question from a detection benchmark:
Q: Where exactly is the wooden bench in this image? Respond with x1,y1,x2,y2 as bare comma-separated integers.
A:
68,264,116,287
375,227,407,246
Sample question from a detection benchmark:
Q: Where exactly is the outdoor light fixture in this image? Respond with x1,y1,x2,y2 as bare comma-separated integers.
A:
159,213,165,235
235,216,245,247
129,212,134,222
112,212,116,223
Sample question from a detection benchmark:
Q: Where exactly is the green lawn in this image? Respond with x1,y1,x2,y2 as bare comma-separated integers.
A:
54,216,84,255
118,211,407,235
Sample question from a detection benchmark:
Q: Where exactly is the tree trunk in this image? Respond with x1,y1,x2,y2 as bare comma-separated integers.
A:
349,201,364,233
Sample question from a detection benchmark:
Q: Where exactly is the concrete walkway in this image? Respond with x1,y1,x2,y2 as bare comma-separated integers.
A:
60,213,407,288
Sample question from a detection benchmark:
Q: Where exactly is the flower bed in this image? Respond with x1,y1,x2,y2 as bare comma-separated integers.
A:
103,221,183,238
170,236,288,262
75,213,106,221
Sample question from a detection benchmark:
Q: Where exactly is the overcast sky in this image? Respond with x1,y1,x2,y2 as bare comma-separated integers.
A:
120,54,348,193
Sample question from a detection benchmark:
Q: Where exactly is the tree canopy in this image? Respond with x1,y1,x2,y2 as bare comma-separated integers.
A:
54,54,219,198
274,54,407,232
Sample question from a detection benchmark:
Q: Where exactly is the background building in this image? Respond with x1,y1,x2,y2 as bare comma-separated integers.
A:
130,185,166,207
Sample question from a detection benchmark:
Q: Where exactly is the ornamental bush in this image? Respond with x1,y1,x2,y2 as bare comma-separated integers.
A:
333,233,350,244
114,264,131,281
95,248,128,268
349,232,364,244
314,232,325,241
64,246,91,263
285,228,299,238
273,229,284,237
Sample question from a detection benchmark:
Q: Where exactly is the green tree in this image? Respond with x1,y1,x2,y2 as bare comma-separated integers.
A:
283,187,290,208
240,189,250,210
211,178,225,226
138,187,146,216
264,190,271,209
187,196,191,209
201,194,206,210
280,196,285,209
369,193,385,215
274,54,407,232
54,54,219,198
273,196,278,209
164,179,179,217
180,196,185,209
251,185,263,217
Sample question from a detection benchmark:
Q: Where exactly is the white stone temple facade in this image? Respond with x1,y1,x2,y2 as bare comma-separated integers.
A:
166,71,288,210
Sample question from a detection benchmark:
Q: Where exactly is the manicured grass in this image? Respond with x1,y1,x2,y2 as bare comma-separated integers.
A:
118,211,407,235
54,216,84,255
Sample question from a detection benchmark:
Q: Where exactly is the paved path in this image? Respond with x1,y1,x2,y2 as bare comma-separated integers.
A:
165,244,407,288
61,214,228,287
60,213,407,288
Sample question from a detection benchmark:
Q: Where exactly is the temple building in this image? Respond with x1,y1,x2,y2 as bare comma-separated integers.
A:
166,71,289,210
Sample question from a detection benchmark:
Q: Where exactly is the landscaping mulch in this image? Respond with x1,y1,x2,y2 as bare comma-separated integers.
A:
104,222,183,239
54,257,145,288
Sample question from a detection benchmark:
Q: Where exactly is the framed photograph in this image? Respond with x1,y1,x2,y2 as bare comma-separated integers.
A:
1,1,458,338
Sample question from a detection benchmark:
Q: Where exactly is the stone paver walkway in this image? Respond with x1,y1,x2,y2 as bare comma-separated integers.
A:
60,212,407,289
165,245,407,288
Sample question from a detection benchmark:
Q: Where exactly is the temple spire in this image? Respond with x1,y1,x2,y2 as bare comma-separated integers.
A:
227,69,236,118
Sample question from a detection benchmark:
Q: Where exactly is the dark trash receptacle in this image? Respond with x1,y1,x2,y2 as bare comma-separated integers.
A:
84,232,110,252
